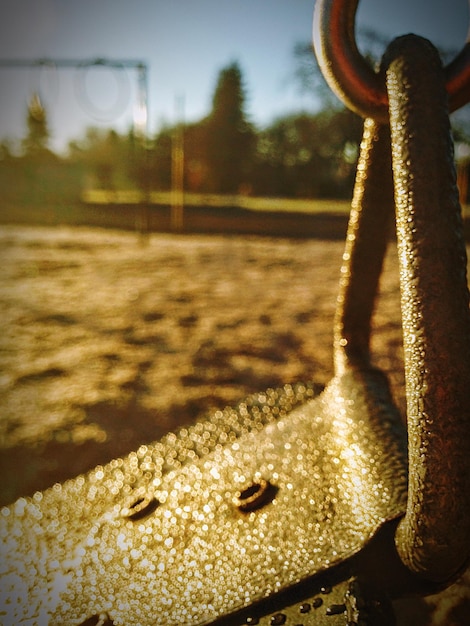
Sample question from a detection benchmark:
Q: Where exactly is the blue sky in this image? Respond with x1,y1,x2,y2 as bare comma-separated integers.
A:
0,0,468,153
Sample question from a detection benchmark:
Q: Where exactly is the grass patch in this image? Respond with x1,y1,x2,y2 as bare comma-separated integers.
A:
81,189,351,215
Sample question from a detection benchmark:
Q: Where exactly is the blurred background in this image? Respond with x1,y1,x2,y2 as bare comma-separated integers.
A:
0,0,468,214
1,3,470,623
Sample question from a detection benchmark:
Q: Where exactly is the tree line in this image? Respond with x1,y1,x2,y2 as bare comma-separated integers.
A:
2,51,469,205
63,61,363,200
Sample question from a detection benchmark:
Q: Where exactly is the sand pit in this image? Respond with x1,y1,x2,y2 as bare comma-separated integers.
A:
1,223,468,623
0,223,408,503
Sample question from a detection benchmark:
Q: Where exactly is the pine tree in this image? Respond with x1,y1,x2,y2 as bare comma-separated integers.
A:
22,92,51,157
204,62,255,194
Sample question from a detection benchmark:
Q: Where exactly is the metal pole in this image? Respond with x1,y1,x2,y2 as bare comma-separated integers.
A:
171,94,185,232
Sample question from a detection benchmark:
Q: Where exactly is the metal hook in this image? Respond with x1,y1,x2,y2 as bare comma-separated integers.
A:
312,0,470,121
384,34,470,583
333,31,470,584
333,116,393,374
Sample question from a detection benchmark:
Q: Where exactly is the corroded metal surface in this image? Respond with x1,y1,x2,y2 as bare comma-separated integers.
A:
384,35,470,583
0,374,407,625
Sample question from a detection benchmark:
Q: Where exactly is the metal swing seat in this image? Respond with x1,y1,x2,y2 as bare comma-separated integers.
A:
1,1,470,624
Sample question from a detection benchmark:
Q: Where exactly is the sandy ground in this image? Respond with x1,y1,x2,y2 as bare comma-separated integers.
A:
0,223,468,623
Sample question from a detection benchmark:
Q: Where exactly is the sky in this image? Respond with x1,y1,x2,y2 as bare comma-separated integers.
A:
0,0,468,153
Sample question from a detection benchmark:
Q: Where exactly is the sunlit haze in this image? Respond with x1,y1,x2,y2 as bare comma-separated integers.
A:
0,0,468,153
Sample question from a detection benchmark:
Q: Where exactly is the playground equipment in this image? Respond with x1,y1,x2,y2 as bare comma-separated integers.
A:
1,1,470,623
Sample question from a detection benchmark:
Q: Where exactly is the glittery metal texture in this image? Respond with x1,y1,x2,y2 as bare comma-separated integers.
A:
334,117,393,374
0,374,407,625
384,36,470,583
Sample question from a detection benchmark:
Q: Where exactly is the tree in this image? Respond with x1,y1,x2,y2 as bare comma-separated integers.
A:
126,127,154,193
18,92,62,205
148,125,173,190
0,139,14,161
22,92,51,157
203,62,256,193
68,127,131,190
293,42,340,111
252,109,362,199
